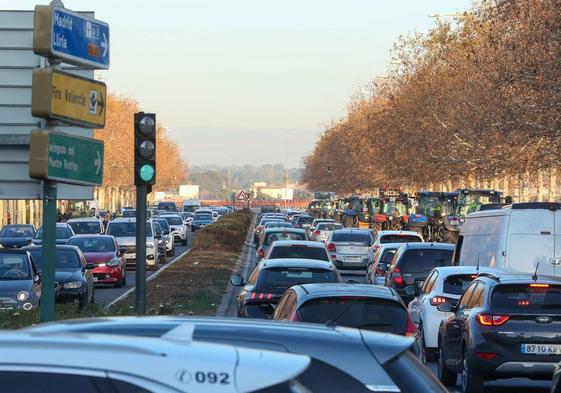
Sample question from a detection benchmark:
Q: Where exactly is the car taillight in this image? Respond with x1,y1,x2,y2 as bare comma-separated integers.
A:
391,267,404,287
405,315,418,337
249,292,274,300
477,314,510,326
256,226,264,232
327,243,336,252
530,283,549,288
430,296,449,306
372,245,380,253
314,230,321,235
258,248,265,258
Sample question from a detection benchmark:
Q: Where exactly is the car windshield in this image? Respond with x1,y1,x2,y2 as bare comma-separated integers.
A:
258,268,338,293
443,274,477,296
382,200,408,216
36,226,72,239
264,232,306,245
194,213,213,221
68,221,102,235
163,216,183,225
458,193,500,215
298,297,407,334
28,250,81,270
265,222,292,228
67,237,115,253
155,219,170,231
317,223,343,231
106,222,153,237
269,245,329,261
399,248,453,273
0,254,31,280
417,196,455,217
0,226,34,238
380,234,421,244
331,233,371,246
122,210,136,217
491,284,561,313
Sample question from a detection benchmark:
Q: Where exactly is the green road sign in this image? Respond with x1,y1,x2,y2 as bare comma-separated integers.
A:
29,130,104,186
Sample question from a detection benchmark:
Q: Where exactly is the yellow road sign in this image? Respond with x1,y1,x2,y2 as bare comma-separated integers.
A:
32,68,106,128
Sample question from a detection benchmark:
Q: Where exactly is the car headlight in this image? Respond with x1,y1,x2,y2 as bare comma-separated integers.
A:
63,281,83,289
107,258,120,267
146,243,155,248
17,291,29,302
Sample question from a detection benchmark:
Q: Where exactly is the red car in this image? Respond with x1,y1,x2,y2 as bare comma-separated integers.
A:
67,235,127,288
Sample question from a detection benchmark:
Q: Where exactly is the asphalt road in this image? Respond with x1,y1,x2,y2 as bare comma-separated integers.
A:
95,234,192,305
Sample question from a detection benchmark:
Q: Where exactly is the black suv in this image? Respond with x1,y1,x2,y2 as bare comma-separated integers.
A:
437,273,561,393
384,242,454,304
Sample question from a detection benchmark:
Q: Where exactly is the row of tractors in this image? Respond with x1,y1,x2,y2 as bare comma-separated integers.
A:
307,188,511,243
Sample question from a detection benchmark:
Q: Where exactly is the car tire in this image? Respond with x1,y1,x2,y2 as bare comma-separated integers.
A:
122,273,127,287
438,342,457,386
114,274,123,288
181,237,187,246
461,349,483,393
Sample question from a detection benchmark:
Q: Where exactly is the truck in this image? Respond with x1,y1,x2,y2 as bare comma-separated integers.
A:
182,199,201,213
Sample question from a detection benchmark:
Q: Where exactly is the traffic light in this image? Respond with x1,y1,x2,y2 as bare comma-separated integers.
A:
134,112,156,189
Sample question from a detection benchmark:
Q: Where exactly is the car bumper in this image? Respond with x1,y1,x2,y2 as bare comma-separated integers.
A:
494,361,558,378
332,255,370,269
124,252,157,268
0,297,38,311
172,231,187,241
92,266,122,284
57,288,87,303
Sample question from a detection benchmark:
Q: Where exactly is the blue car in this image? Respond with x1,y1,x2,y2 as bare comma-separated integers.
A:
32,223,75,245
0,224,35,248
191,210,214,231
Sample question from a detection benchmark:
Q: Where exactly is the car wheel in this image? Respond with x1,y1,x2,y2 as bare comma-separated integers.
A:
122,272,127,286
115,272,123,288
151,263,159,271
181,237,187,246
462,348,483,393
438,342,457,386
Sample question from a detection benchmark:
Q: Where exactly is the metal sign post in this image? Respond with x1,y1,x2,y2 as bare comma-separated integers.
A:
39,180,57,322
135,184,147,315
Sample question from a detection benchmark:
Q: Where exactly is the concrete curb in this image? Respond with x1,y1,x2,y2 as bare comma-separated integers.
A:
106,248,191,309
216,216,257,317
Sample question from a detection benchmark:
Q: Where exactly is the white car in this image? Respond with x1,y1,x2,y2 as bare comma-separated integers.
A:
371,230,424,254
212,211,219,222
310,222,343,242
161,214,188,246
408,266,498,361
106,218,159,271
264,240,331,263
326,229,374,270
0,331,310,392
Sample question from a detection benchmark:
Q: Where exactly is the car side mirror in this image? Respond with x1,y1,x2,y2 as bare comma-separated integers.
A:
404,286,417,297
85,263,96,270
34,274,40,283
437,302,453,313
230,274,245,286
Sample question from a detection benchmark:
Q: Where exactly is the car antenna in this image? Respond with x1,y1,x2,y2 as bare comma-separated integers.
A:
532,262,540,282
476,254,480,275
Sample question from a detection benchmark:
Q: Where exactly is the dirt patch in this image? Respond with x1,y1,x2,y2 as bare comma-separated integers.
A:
120,249,239,315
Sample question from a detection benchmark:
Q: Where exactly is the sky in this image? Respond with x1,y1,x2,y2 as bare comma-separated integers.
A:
3,0,471,167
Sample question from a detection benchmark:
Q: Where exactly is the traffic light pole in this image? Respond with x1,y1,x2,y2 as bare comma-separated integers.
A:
135,184,147,315
40,180,57,322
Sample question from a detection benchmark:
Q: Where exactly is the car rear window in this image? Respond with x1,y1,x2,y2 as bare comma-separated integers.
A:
298,297,407,334
264,232,306,246
265,222,292,228
317,223,343,231
491,284,561,313
443,274,477,295
68,221,102,235
258,268,338,293
380,234,422,244
269,245,329,261
297,217,313,224
398,249,453,273
331,233,371,246
380,249,397,264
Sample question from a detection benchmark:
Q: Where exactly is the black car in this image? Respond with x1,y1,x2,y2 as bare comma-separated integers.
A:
0,225,35,248
385,242,454,304
293,215,314,229
22,245,95,307
231,258,341,319
25,316,448,393
0,249,40,311
437,273,561,393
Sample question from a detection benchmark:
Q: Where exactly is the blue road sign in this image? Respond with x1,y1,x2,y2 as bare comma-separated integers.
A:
51,7,109,69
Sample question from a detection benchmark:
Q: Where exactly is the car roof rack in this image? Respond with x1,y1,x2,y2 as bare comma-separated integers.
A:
512,202,561,211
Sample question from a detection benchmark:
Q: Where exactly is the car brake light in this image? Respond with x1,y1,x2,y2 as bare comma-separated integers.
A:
477,314,510,326
327,243,336,252
250,292,274,300
530,283,549,288
430,296,449,306
372,245,380,253
405,315,417,337
476,352,497,360
314,230,321,235
258,248,265,258
256,226,264,232
391,267,404,287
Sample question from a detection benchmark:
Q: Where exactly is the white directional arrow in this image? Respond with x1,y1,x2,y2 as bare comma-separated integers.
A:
101,33,108,57
94,150,102,175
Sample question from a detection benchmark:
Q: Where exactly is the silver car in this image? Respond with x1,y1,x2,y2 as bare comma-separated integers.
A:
326,229,374,270
310,222,343,242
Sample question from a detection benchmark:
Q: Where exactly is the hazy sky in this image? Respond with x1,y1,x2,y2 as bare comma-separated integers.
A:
4,0,471,167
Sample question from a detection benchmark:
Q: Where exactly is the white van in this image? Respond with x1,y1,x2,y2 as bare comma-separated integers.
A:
453,202,561,276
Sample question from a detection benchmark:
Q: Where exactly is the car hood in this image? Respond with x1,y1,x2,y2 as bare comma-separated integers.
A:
83,251,116,264
32,239,68,245
114,237,136,246
0,237,33,248
0,280,33,297
54,270,83,283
